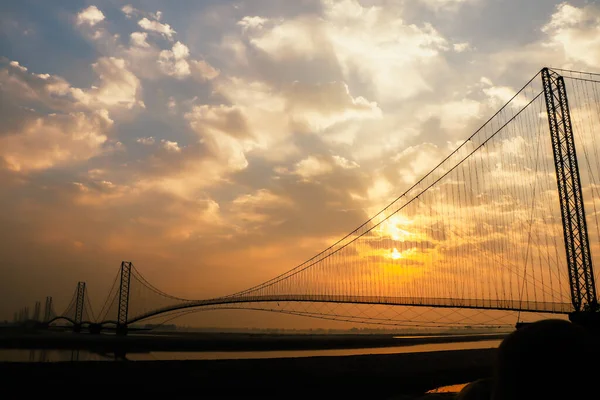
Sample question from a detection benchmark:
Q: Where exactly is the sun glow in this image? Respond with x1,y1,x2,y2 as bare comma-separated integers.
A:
389,247,418,260
377,214,417,241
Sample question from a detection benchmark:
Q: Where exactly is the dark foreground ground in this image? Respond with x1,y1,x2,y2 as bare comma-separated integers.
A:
0,329,501,398
0,348,496,398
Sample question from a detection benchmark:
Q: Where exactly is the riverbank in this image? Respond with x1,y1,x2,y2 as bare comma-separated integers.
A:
0,348,496,398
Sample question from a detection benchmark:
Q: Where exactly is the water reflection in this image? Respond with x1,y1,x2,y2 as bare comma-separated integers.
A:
0,349,114,362
0,339,501,362
130,339,501,360
427,383,469,393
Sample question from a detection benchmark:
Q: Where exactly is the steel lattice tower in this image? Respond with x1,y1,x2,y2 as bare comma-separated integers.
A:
117,261,132,335
43,296,53,323
74,282,86,332
542,67,598,313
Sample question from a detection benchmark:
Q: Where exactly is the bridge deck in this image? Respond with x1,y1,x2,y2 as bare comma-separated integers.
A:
126,294,572,324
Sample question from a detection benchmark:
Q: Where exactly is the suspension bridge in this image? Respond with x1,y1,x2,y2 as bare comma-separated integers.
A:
15,67,600,335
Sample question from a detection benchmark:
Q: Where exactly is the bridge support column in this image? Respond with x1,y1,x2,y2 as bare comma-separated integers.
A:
116,261,132,336
73,282,86,333
542,68,598,319
89,323,102,334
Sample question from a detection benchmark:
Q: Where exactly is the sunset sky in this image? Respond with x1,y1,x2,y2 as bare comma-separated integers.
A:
1,0,599,327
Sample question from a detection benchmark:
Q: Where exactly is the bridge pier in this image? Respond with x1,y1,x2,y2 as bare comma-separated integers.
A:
116,325,129,336
517,313,600,335
89,323,102,334
569,311,600,335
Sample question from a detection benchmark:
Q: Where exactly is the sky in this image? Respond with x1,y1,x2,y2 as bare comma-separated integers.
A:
1,0,600,327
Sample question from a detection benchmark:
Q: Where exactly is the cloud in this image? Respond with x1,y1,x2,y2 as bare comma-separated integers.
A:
294,156,334,179
543,2,585,31
486,2,600,74
181,73,384,186
482,83,529,108
333,155,359,170
188,104,251,139
123,28,219,82
229,189,293,226
453,42,471,52
137,137,155,145
420,0,478,11
70,57,143,110
322,0,449,102
186,109,251,172
76,6,105,27
130,32,150,48
245,17,326,61
1,60,74,111
158,42,191,78
194,78,294,162
285,81,382,132
417,98,482,133
138,17,176,39
161,139,181,152
389,142,446,185
9,60,27,72
122,4,136,18
237,16,268,31
279,154,360,180
0,111,111,172
240,0,450,102
124,108,254,201
122,5,163,22
2,57,143,115
0,66,117,187
541,3,600,66
133,151,248,200
167,96,177,113
190,59,220,82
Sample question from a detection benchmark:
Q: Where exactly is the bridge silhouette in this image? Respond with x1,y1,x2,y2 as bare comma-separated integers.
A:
16,67,600,334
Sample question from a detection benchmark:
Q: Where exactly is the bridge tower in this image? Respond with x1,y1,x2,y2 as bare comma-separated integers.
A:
542,68,599,326
73,282,86,332
116,261,132,335
32,301,41,322
43,296,53,323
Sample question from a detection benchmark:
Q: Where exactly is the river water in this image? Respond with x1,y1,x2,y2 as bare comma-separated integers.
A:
0,338,501,362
